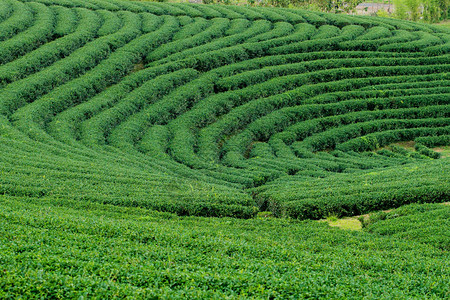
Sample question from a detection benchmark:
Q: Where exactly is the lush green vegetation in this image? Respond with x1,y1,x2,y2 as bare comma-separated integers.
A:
161,0,449,24
363,202,450,250
0,0,448,219
0,0,448,296
392,0,448,23
0,196,449,298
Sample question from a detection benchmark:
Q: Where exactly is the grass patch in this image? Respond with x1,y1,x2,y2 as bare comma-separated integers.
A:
131,61,145,73
433,146,450,158
436,20,450,28
391,141,416,151
322,217,362,231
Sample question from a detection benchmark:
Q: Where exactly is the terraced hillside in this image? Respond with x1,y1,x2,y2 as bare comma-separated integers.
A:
0,0,449,220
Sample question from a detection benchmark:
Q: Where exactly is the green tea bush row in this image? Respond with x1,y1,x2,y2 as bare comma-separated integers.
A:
216,55,449,91
305,118,450,151
0,10,105,115
311,24,340,39
355,25,392,40
271,25,365,54
8,10,143,126
255,160,449,218
275,103,450,146
379,31,443,52
282,183,449,219
0,0,33,42
226,5,266,21
316,11,358,28
1,0,448,219
364,203,450,250
337,126,450,152
96,9,122,37
0,8,100,86
147,18,230,62
51,5,77,37
414,134,450,147
0,14,182,117
83,69,199,145
209,50,417,79
339,29,417,51
255,7,303,23
210,68,449,162
172,17,208,41
185,3,223,19
289,9,327,26
200,4,244,19
48,62,183,144
414,143,441,159
247,21,294,43
306,85,450,105
148,19,272,66
0,2,55,65
140,12,162,33
0,0,14,22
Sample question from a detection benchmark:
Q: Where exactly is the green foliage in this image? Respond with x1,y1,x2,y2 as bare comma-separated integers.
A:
415,142,442,158
256,0,364,14
0,196,449,298
364,203,450,250
0,0,448,256
376,9,390,18
393,0,449,22
0,1,447,289
359,211,387,228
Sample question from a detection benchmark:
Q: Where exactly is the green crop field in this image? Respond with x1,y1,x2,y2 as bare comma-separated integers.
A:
0,0,449,298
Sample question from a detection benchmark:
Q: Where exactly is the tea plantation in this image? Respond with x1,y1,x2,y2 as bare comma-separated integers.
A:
0,0,449,298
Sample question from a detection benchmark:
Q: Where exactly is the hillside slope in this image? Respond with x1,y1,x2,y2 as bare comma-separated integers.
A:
1,1,449,297
0,0,448,219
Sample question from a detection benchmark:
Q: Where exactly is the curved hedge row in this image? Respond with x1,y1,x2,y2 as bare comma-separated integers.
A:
0,0,449,219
